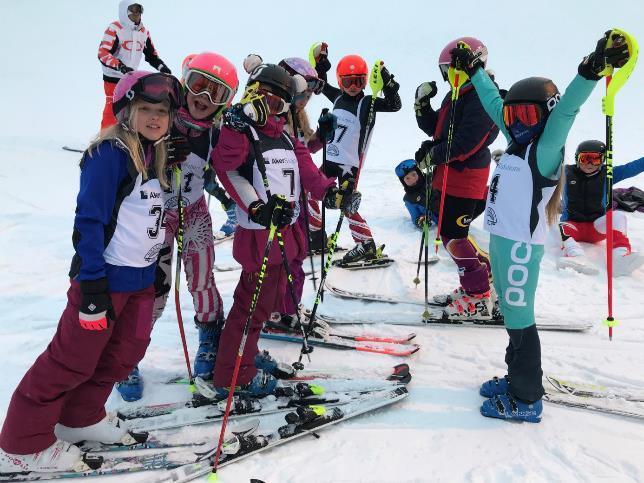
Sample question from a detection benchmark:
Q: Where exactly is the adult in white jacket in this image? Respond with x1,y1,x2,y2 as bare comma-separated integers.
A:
98,1,171,130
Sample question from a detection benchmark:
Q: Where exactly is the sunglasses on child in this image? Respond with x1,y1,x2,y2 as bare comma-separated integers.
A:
502,103,544,128
340,75,367,90
577,151,604,166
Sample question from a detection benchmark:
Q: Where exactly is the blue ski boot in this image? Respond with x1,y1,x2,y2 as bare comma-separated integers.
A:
215,368,278,399
215,204,237,239
116,366,143,402
193,316,224,380
480,394,543,423
254,350,295,379
479,375,510,397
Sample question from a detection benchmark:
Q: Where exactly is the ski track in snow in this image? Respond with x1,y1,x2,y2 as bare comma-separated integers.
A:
3,2,644,481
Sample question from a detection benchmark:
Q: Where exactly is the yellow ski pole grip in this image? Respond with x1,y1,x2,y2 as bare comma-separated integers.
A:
602,28,639,116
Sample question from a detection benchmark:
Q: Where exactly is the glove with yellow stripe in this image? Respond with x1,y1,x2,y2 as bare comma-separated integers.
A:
323,178,361,216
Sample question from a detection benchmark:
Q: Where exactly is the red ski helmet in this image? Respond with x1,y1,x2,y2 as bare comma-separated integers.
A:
336,54,368,91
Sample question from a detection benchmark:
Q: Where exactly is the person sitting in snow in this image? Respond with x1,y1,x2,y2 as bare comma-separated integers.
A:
395,158,437,229
559,139,644,275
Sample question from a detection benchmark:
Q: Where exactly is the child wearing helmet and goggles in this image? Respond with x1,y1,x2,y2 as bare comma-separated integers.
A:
559,139,644,275
115,52,240,402
451,30,631,423
0,71,181,474
309,42,401,267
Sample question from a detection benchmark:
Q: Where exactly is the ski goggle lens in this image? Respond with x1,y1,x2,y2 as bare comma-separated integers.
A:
128,3,143,14
185,71,234,106
439,64,450,82
503,103,543,128
138,73,181,109
577,151,603,166
258,89,289,115
340,75,367,90
306,77,325,94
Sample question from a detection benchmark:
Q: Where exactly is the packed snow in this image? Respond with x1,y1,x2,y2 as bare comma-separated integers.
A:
2,1,644,481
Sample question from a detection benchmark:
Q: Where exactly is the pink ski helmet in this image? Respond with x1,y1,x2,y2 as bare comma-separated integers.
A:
438,37,487,81
112,71,182,122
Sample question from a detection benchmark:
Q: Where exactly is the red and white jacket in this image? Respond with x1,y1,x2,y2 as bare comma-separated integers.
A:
98,0,167,82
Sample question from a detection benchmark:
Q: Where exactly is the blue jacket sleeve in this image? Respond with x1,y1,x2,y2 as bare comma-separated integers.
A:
614,156,644,185
74,142,128,281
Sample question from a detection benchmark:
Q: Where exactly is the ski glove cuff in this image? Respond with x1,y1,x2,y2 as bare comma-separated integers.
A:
119,63,134,74
79,278,113,331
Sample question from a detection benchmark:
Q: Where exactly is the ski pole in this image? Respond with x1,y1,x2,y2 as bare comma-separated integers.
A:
209,201,283,480
422,164,435,319
434,45,467,254
173,167,195,392
297,62,382,364
245,126,313,366
320,108,329,302
291,105,318,291
413,227,425,287
600,28,638,340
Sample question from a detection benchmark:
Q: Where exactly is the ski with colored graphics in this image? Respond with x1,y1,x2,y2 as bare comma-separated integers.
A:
0,387,409,481
321,284,592,332
118,379,408,432
166,363,412,386
149,386,409,483
260,331,421,356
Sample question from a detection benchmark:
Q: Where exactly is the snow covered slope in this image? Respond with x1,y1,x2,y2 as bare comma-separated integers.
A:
2,1,644,481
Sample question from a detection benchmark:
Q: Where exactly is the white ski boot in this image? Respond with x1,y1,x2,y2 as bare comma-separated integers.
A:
613,247,644,276
55,413,129,445
0,440,83,473
433,286,466,306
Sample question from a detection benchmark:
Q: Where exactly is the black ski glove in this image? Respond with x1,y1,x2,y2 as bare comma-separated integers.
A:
119,63,134,74
414,81,438,117
166,134,191,168
415,215,427,229
318,109,337,143
248,195,294,229
223,104,252,132
578,30,630,81
380,65,399,92
323,178,361,216
415,140,440,170
310,42,331,79
450,46,485,78
79,278,114,331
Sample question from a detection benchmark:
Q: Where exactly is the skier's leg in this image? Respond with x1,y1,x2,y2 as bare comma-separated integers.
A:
59,285,155,427
213,264,285,388
0,282,126,454
282,210,307,315
100,81,118,131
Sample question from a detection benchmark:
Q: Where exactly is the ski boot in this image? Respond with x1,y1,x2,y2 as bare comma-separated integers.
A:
214,368,279,399
193,315,224,380
479,375,510,397
443,289,494,320
480,394,543,423
55,413,130,444
613,247,644,277
266,311,330,340
0,440,85,473
254,350,296,379
116,365,143,402
432,286,466,306
342,239,377,264
215,204,237,240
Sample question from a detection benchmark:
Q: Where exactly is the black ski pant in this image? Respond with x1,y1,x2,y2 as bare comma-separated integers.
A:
505,324,545,403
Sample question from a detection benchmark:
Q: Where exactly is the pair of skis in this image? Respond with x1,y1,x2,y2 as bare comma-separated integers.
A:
0,384,409,482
